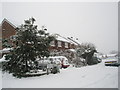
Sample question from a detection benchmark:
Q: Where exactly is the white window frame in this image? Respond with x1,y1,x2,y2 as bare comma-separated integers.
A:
58,41,62,47
50,41,55,46
65,42,68,48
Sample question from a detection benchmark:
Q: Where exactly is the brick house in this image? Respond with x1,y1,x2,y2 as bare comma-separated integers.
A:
49,34,80,63
49,34,77,50
0,19,80,62
0,18,16,49
1,18,79,50
1,18,16,40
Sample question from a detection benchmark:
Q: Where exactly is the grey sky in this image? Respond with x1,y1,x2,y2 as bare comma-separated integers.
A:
1,2,118,54
0,3,2,21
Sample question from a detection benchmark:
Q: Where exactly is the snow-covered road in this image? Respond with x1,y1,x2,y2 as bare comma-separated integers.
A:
0,70,2,89
1,60,118,88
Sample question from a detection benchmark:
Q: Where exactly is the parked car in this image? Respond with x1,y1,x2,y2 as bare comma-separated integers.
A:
37,56,70,72
104,57,120,67
37,59,51,71
48,56,70,69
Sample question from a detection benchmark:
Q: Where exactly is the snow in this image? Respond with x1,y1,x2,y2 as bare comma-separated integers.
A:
0,55,6,62
67,38,78,45
0,70,2,90
1,58,118,88
68,49,76,52
2,18,16,28
26,70,46,75
0,48,12,53
107,54,117,57
80,58,86,62
56,35,71,43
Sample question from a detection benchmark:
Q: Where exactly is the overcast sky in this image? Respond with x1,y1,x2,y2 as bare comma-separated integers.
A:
1,2,118,54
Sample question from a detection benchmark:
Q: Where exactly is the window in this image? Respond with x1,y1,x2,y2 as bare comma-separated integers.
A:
58,41,62,47
10,35,17,41
50,41,55,46
65,42,68,48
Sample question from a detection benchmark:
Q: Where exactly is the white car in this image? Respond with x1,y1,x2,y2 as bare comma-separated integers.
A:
37,56,70,70
48,56,70,68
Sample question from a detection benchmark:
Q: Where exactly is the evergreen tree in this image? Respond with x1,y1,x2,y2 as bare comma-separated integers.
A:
2,38,12,48
2,17,55,78
77,43,98,65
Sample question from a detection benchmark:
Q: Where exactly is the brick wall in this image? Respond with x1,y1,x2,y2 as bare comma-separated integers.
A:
1,19,77,51
2,21,16,39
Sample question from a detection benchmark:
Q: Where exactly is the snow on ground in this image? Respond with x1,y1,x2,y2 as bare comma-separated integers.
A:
0,70,2,90
1,59,118,88
0,57,3,89
118,67,120,90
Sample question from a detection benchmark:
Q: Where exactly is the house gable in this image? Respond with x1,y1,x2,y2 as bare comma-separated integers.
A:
2,18,16,39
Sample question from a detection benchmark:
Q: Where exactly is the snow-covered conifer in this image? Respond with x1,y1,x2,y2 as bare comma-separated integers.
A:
2,17,55,78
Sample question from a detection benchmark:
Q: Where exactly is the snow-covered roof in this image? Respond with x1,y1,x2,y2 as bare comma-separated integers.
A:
53,34,80,46
54,34,71,43
1,18,16,28
67,37,80,45
65,38,78,45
